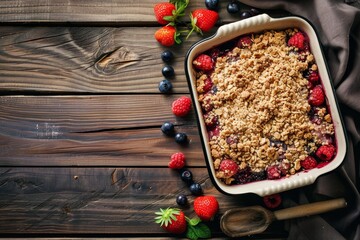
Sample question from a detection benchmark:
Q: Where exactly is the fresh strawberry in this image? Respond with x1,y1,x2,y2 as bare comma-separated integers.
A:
168,152,186,169
288,32,306,50
154,26,181,47
300,156,318,170
263,193,282,209
155,208,187,234
154,2,176,25
308,85,325,106
193,54,214,71
172,96,192,117
316,144,336,161
154,0,189,25
194,195,219,221
219,159,239,178
187,9,218,38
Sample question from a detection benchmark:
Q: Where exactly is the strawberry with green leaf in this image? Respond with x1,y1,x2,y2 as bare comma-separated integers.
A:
187,9,219,38
154,0,189,25
155,207,187,234
154,26,181,47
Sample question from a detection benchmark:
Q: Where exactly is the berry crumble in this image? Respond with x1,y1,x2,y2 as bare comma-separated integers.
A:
192,29,336,185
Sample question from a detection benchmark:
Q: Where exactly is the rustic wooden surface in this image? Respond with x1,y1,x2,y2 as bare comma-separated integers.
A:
4,0,359,238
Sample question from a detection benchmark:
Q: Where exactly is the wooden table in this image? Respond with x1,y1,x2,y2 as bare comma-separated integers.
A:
1,1,358,239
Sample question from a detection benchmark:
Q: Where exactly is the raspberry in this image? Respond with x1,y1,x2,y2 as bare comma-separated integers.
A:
168,152,186,169
316,144,336,161
266,165,281,180
263,193,282,209
193,54,214,71
208,126,220,139
288,32,306,50
300,156,318,170
237,35,252,48
317,161,330,168
203,77,213,93
308,71,320,83
308,85,325,106
219,159,239,178
172,96,192,117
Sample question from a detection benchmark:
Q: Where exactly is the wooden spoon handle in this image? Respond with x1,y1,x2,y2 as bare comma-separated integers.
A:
274,198,347,221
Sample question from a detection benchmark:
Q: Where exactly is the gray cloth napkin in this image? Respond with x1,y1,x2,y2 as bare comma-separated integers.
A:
239,0,360,239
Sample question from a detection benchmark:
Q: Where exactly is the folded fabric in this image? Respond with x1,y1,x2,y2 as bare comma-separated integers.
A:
239,0,360,239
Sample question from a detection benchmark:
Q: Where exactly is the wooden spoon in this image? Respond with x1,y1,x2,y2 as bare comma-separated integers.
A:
220,198,347,238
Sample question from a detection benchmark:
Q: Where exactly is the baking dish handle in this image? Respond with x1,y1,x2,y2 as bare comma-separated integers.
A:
216,14,272,38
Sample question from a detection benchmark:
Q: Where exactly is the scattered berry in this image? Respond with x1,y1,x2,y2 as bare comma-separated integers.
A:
308,85,325,106
161,122,175,136
190,9,219,33
175,132,188,144
155,208,187,234
237,35,252,48
300,156,318,170
176,194,188,206
266,165,281,180
227,1,240,14
154,26,180,47
205,0,219,11
158,79,173,93
161,50,174,63
219,159,239,178
193,54,214,71
263,193,282,209
288,32,306,50
153,2,176,25
194,196,219,221
162,65,175,78
172,96,192,117
316,144,336,161
180,169,194,185
189,182,203,196
169,152,186,169
240,11,252,19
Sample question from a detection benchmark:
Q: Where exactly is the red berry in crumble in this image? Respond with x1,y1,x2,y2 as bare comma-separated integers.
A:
219,159,239,178
172,96,192,117
300,156,318,170
308,85,325,106
266,165,281,180
288,32,306,50
316,144,336,161
237,35,252,48
193,54,214,71
263,193,282,209
203,111,218,129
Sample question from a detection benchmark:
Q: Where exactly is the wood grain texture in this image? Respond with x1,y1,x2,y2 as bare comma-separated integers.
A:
0,167,285,236
0,26,202,93
0,95,207,166
0,0,243,24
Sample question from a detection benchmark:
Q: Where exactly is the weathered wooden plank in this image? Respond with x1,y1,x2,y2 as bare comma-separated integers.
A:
0,167,285,236
0,95,207,166
0,0,244,24
0,26,202,93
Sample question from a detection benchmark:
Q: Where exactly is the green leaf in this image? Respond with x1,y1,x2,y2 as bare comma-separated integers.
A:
194,223,211,239
186,225,199,240
188,217,201,226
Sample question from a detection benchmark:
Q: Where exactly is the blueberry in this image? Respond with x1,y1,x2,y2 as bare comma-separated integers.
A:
240,11,252,19
158,79,173,93
162,65,175,78
161,50,174,63
161,122,175,136
205,0,219,11
227,1,240,14
189,183,203,196
176,194,188,206
180,169,193,185
175,132,188,144
250,8,260,16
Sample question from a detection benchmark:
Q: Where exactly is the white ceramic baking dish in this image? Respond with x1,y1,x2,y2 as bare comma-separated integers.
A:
185,14,347,196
